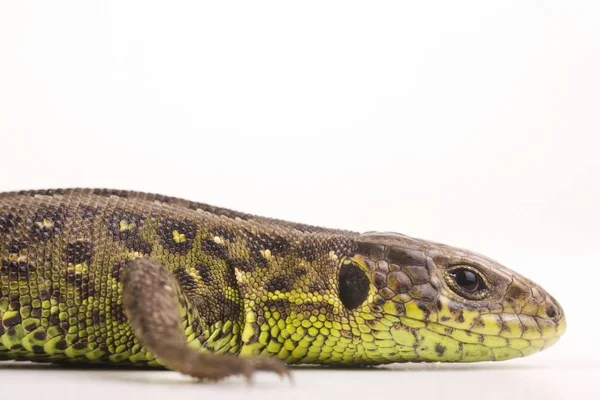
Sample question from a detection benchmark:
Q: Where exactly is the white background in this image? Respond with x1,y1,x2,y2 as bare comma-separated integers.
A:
0,1,598,399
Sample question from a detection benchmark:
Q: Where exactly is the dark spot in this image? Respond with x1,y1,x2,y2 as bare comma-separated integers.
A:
7,241,27,254
30,308,42,318
111,261,126,280
174,267,198,292
158,218,197,254
60,320,71,333
194,263,212,285
0,213,20,233
243,231,291,255
372,272,387,289
40,290,50,301
49,314,59,325
415,300,431,318
110,304,128,324
473,319,486,330
440,316,450,322
32,345,46,354
49,287,60,302
77,205,100,219
210,226,236,242
200,239,228,258
435,344,446,356
447,301,463,316
1,260,34,280
104,209,145,240
249,249,268,267
2,312,21,327
227,258,253,273
10,301,21,311
266,269,307,292
338,263,370,310
546,305,557,319
266,276,291,292
72,342,87,350
507,285,527,300
436,299,443,310
264,298,287,309
91,311,102,324
387,270,412,293
64,241,93,264
55,340,68,351
393,302,406,315
30,205,67,240
33,330,47,341
456,311,465,323
308,282,327,292
123,235,153,254
373,295,386,306
221,298,241,322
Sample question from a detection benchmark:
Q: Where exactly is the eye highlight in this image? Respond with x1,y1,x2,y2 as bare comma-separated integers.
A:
446,266,489,300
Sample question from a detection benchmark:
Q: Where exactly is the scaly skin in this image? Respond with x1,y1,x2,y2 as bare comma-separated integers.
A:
0,189,565,380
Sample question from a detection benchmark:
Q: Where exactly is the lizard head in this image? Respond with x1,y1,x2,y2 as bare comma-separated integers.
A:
337,232,566,363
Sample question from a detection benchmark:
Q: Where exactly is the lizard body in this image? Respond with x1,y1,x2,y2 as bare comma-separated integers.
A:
0,189,565,380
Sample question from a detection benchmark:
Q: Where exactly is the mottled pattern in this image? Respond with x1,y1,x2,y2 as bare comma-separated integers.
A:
0,189,565,372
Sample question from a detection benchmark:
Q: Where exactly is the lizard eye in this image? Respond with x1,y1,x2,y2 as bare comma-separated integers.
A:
338,263,370,310
446,266,489,300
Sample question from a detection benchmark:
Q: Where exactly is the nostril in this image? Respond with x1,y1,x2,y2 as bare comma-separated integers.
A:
546,305,557,319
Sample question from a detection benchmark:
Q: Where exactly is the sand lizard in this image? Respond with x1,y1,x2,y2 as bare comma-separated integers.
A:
0,189,565,380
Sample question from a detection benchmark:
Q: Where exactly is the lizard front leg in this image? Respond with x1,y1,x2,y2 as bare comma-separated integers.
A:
121,258,289,381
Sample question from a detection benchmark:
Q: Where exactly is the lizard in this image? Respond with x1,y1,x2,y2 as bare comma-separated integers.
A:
0,188,566,381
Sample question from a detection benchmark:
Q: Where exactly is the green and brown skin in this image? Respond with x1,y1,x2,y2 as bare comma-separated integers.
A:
0,189,566,380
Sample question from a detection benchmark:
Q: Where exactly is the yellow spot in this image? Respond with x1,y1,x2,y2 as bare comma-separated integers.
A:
263,249,272,259
172,230,186,243
119,220,135,232
492,347,522,361
462,343,493,362
521,302,539,316
399,316,426,328
509,338,530,350
470,314,502,336
518,315,542,339
448,328,483,344
482,335,508,348
258,331,269,345
267,340,282,353
328,251,338,261
391,325,416,347
499,314,523,338
284,339,296,351
43,336,66,355
36,219,55,230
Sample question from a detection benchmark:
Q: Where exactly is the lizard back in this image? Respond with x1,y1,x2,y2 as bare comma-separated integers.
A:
0,188,356,364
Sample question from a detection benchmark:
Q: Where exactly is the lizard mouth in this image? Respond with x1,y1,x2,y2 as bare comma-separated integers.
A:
385,310,566,362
